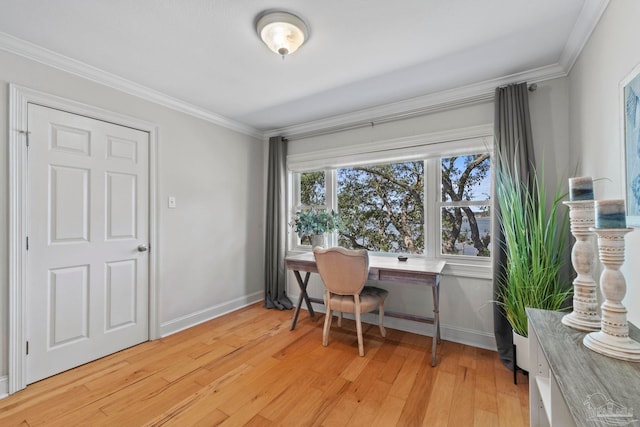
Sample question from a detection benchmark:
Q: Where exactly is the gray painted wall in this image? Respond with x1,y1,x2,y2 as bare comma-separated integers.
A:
569,0,640,326
0,50,265,384
287,77,571,350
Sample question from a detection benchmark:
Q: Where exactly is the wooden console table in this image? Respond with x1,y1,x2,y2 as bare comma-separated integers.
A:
527,308,640,426
285,252,445,366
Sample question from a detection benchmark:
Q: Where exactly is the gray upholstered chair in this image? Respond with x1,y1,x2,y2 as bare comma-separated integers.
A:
313,247,388,356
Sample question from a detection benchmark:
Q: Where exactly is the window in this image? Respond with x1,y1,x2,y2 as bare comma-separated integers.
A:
439,154,491,257
299,171,326,207
294,170,328,245
337,161,424,253
288,133,493,263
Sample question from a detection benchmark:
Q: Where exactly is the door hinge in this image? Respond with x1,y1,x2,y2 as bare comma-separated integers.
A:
26,236,29,251
26,341,29,355
18,130,31,147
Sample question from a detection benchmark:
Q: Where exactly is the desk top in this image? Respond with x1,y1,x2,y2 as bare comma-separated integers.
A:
285,252,446,275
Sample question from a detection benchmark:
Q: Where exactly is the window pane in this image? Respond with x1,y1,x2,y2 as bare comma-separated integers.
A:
337,161,424,254
441,154,491,202
300,171,325,206
441,206,491,256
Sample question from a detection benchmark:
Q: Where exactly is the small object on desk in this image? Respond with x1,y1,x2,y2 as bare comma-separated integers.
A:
397,255,408,262
595,199,626,228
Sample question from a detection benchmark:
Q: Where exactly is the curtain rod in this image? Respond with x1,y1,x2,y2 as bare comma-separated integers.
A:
283,82,537,142
284,93,492,141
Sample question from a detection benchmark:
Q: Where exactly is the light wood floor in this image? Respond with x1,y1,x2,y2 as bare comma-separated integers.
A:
0,303,529,426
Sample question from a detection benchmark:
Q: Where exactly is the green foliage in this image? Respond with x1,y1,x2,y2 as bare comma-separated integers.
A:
495,156,572,337
300,171,326,206
296,155,491,256
337,162,424,253
290,208,342,239
441,154,492,256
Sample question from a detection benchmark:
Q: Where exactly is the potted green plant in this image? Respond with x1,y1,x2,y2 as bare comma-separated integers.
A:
495,157,572,371
290,208,342,247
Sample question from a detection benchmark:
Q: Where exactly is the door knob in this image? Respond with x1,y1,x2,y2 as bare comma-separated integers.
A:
137,244,148,252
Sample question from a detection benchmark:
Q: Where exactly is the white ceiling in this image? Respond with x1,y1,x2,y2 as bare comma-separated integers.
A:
0,0,608,135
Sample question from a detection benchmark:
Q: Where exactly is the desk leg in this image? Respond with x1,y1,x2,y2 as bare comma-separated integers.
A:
291,271,314,330
431,282,440,367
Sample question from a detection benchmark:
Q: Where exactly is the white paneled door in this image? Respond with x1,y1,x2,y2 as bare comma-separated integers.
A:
26,104,149,384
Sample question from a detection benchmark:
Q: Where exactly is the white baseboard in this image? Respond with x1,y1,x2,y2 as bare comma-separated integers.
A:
303,301,497,352
0,375,8,399
160,291,264,337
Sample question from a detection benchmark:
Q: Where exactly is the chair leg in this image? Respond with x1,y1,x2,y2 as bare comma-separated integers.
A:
323,307,333,347
323,291,333,347
337,311,343,327
354,296,364,356
378,300,387,338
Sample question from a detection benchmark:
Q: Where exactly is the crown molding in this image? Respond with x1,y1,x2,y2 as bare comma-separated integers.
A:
2,0,608,143
268,62,567,141
0,32,262,139
559,0,610,72
266,1,609,141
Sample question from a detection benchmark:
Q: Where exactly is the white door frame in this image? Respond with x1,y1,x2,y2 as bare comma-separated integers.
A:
8,84,160,394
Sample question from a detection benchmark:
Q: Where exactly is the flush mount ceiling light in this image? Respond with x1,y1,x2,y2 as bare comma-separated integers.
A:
256,11,309,58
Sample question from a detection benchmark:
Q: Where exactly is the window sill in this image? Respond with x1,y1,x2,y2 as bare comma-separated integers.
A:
441,261,492,279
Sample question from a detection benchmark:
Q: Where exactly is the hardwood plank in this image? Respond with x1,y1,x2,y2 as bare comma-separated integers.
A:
379,353,406,384
388,347,423,399
346,379,393,427
448,366,476,426
421,371,456,426
345,358,386,402
259,370,322,422
474,389,499,414
0,302,527,426
475,408,500,427
142,365,253,426
244,414,275,427
340,349,376,382
290,376,351,427
371,394,405,427
497,392,526,427
395,350,434,426
319,391,361,427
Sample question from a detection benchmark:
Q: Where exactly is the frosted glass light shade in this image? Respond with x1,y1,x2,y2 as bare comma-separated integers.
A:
256,11,308,57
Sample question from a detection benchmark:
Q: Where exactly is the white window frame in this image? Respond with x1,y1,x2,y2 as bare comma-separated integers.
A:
436,153,493,261
289,169,339,250
286,125,494,277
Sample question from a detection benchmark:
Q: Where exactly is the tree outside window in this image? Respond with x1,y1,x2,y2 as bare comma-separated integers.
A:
440,154,491,257
292,150,492,259
299,171,326,207
296,171,327,246
337,161,424,253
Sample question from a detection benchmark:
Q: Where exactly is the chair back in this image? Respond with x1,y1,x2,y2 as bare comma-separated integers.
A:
313,247,369,295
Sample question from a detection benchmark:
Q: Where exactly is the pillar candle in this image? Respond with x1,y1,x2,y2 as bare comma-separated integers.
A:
595,199,626,228
569,176,594,201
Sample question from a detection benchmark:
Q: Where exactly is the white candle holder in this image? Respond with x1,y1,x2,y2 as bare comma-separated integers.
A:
561,201,601,331
583,227,640,361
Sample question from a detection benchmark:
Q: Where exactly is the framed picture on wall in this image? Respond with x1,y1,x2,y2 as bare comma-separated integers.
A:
622,63,640,227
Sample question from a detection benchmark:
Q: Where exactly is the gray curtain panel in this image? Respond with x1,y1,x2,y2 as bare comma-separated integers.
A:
493,82,536,369
264,136,293,310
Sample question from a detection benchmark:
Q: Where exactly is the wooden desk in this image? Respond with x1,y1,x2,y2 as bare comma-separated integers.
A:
285,252,446,366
